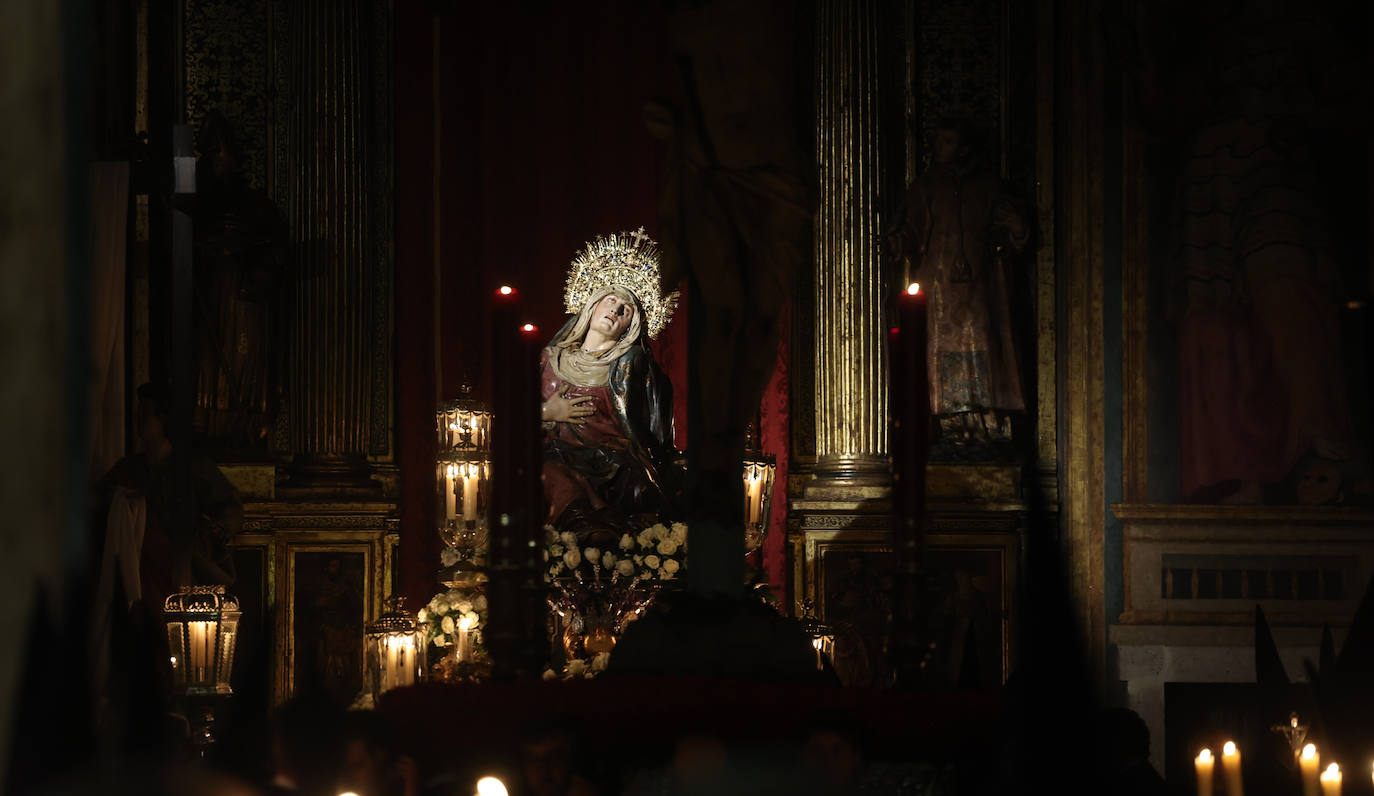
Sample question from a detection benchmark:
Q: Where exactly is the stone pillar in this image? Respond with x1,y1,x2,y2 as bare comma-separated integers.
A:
285,0,393,487
813,0,892,485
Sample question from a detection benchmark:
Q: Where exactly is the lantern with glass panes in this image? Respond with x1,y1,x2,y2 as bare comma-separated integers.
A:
437,382,493,561
365,596,427,696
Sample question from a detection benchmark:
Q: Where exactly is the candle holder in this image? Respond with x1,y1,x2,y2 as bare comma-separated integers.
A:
437,383,493,562
164,585,241,751
797,599,836,672
742,422,776,556
365,596,426,697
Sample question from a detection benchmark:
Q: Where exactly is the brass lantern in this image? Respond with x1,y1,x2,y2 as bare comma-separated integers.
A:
365,596,427,696
742,422,777,554
165,585,241,696
437,382,493,559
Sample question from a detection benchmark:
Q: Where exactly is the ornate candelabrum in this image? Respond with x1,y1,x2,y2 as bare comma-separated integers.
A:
742,422,777,558
164,585,241,750
365,596,426,697
437,383,493,563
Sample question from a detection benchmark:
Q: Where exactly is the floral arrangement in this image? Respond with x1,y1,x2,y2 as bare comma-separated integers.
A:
418,586,487,652
545,521,688,582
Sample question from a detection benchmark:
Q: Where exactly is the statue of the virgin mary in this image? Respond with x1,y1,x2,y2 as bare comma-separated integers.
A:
540,229,681,547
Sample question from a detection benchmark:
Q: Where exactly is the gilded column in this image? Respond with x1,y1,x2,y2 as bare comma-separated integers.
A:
813,0,891,483
285,0,393,486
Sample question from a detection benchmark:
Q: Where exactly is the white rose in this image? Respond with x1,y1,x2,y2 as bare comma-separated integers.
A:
584,547,601,565
456,601,473,614
637,529,655,548
663,559,680,574
417,609,429,623
619,533,635,550
563,548,581,569
671,523,688,543
615,560,635,577
560,531,577,546
545,525,559,543
656,539,678,556
440,615,455,634
473,595,487,611
550,543,564,557
633,555,643,565
602,551,616,569
591,652,610,672
567,659,587,677
649,523,668,541
434,634,449,647
645,554,661,569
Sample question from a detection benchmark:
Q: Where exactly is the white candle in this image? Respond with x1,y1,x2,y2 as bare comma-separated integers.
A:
462,468,478,523
444,465,457,521
1300,744,1321,796
1195,748,1215,796
812,637,824,671
457,614,475,663
1221,742,1242,796
1320,763,1341,796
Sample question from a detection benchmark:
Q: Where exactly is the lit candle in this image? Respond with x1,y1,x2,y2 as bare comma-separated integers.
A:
1196,748,1215,796
457,613,476,663
812,637,824,671
1320,763,1341,796
1221,741,1242,796
462,466,479,523
746,469,763,526
445,464,458,521
1300,744,1321,796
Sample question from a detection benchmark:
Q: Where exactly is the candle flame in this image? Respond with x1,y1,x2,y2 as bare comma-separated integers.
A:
476,776,509,796
459,614,476,632
1197,749,1214,764
1322,763,1341,782
1302,744,1318,761
521,323,536,332
498,285,513,295
906,282,921,295
1223,741,1237,756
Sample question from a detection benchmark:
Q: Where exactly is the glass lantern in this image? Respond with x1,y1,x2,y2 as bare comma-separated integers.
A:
165,585,241,696
797,599,836,672
365,596,426,696
437,382,493,559
742,422,777,554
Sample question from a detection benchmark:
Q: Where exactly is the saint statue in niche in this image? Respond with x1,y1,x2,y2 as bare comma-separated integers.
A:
540,230,683,548
886,119,1030,461
192,110,290,451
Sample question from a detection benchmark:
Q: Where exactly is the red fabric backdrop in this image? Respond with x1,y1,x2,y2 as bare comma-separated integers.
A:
395,3,790,607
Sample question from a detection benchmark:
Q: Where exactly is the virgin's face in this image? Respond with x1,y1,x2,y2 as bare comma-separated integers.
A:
590,292,634,340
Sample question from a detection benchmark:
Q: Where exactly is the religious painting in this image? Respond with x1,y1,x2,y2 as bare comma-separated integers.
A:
918,534,1016,689
817,545,893,689
289,549,368,704
1127,0,1372,505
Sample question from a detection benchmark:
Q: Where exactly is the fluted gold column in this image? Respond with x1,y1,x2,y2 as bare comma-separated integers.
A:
813,0,890,484
285,0,391,486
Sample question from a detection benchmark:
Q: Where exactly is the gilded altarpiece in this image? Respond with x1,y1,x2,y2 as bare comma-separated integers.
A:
791,0,1045,690
180,0,400,705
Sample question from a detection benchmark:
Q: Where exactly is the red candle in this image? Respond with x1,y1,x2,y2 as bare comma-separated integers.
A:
890,282,929,684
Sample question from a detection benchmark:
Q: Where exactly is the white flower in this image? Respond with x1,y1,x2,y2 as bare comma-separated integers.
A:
417,609,429,623
461,611,479,629
671,523,688,543
591,652,610,672
661,570,676,581
633,555,643,565
649,523,668,541
542,668,558,680
551,543,564,557
602,551,616,569
584,547,601,565
616,560,635,577
563,548,581,569
440,547,459,567
560,531,577,546
637,529,655,548
545,525,559,543
657,539,678,556
645,554,661,569
456,600,473,614
434,634,449,647
441,615,455,634
663,559,680,574
567,659,587,677
619,534,635,550
473,595,487,612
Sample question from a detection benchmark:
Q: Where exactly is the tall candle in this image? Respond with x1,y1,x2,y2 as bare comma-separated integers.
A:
462,468,479,523
1196,748,1215,796
1320,763,1341,796
1221,741,1242,796
457,614,476,663
889,283,929,683
1300,744,1321,796
444,465,458,521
